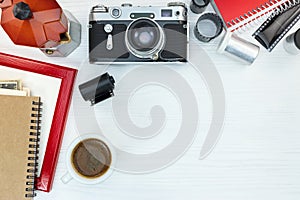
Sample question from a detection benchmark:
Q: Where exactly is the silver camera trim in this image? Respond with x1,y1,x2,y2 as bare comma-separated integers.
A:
125,18,166,60
90,4,187,22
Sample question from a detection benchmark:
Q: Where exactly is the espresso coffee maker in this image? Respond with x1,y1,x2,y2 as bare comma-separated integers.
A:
0,0,81,56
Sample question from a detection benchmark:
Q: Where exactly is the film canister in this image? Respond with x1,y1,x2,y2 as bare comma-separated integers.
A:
218,32,260,65
79,73,115,106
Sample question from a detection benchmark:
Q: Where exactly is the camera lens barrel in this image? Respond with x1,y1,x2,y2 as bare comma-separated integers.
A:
79,73,115,106
284,28,300,55
190,0,210,14
125,18,165,60
128,19,159,50
194,13,223,43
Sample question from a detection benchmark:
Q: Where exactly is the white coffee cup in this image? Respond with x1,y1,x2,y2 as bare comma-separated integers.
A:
61,134,116,184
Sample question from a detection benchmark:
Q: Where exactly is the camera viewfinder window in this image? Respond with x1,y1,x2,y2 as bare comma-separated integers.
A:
161,9,172,17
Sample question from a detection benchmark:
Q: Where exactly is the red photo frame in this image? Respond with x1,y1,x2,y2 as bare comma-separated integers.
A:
0,52,77,192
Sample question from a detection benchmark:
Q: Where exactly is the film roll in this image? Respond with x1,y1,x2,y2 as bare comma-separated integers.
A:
218,32,260,65
79,73,115,106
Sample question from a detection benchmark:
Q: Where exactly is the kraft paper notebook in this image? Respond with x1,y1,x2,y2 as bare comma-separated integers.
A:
0,95,42,199
0,52,77,192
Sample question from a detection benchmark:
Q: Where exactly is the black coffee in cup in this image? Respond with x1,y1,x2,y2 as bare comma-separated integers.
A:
71,138,112,178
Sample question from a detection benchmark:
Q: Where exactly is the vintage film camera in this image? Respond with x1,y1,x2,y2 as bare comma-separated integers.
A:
89,2,188,63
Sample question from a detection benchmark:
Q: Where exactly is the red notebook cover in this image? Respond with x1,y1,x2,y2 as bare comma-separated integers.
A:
0,52,77,192
212,0,288,31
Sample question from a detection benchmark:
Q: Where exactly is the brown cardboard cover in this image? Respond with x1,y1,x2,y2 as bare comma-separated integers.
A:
0,95,40,200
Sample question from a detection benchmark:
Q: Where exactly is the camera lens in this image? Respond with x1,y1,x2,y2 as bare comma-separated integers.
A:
133,28,156,49
190,0,210,14
194,0,208,6
125,19,165,59
128,20,159,51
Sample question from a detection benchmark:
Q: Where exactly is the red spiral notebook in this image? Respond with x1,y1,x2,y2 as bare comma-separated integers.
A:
0,52,77,192
212,0,289,31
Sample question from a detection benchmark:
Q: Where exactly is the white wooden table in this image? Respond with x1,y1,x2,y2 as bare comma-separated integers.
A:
1,0,300,199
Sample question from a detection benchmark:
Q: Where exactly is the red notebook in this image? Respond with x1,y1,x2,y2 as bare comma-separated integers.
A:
212,0,289,31
0,52,77,192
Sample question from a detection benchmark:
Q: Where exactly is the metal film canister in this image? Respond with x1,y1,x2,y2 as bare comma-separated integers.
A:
283,28,300,55
218,32,260,65
79,73,115,106
190,0,210,14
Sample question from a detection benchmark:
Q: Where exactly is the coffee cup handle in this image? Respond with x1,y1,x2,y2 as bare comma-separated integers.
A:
61,172,73,184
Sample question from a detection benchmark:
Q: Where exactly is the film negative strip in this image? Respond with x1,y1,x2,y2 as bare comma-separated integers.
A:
253,0,300,51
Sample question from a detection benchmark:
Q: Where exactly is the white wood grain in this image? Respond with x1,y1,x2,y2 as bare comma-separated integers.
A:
1,0,300,199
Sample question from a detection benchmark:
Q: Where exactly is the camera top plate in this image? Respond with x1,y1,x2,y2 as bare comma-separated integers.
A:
90,3,187,22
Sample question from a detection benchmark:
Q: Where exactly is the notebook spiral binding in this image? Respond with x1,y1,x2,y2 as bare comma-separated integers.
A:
25,100,42,198
227,0,291,32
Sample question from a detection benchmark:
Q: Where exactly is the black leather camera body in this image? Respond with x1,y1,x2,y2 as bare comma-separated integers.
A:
89,2,188,63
